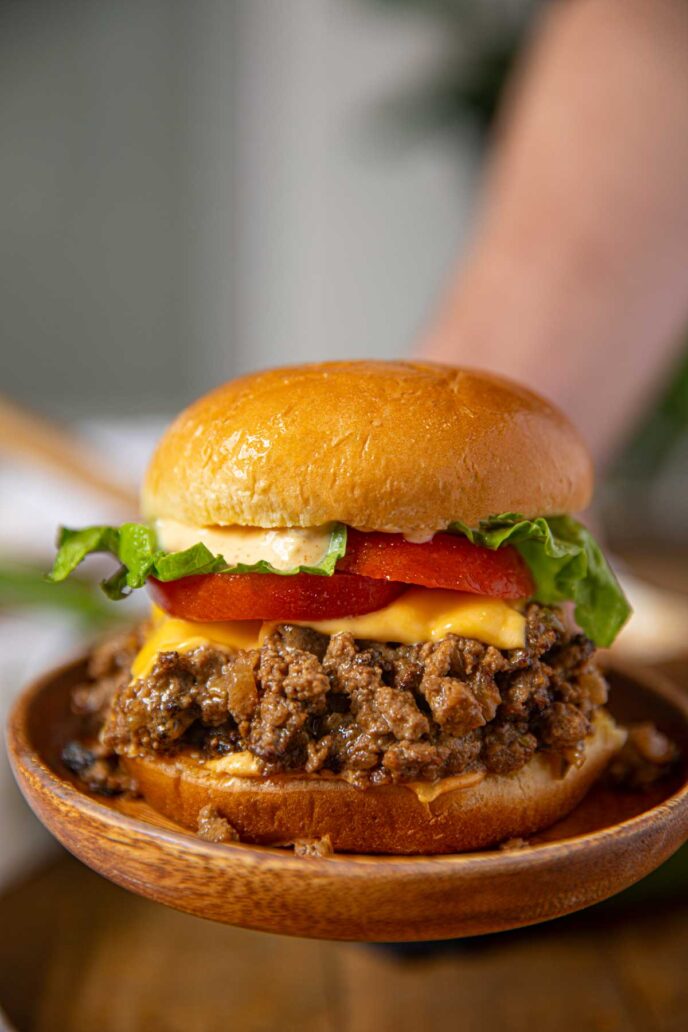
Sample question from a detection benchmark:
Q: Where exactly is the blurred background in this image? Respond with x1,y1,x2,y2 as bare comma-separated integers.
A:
1,2,688,1029
2,0,687,517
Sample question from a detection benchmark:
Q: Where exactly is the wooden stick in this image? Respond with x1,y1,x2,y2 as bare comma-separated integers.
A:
0,395,139,515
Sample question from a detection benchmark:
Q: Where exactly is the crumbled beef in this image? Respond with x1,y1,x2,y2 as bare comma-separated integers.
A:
481,722,538,775
79,603,611,786
71,626,143,734
196,804,240,843
62,740,133,796
247,634,330,768
499,837,529,851
608,722,679,789
293,834,334,857
382,739,452,780
417,637,502,736
103,647,260,754
276,625,329,661
538,701,591,750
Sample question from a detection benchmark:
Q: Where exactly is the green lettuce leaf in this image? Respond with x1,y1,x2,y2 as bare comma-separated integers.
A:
449,514,631,647
48,522,348,600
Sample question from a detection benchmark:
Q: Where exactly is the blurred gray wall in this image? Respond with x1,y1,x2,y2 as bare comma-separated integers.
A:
1,0,475,419
0,0,188,415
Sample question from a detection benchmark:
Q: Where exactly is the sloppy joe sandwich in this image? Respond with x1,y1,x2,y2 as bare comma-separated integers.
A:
51,361,631,853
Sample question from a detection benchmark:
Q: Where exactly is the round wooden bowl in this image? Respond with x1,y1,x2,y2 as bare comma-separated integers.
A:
7,656,688,941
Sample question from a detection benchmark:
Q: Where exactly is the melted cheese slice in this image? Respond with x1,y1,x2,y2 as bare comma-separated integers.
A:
293,588,525,649
131,590,525,680
131,612,263,679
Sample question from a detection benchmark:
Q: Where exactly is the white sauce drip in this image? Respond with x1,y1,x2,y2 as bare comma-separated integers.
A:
402,529,437,544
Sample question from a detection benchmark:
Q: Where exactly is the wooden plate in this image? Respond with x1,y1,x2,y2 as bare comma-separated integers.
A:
7,656,688,941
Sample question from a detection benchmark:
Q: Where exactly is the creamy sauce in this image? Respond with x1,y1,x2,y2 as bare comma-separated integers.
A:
206,751,262,776
405,770,485,804
402,529,438,544
200,750,485,805
155,518,335,570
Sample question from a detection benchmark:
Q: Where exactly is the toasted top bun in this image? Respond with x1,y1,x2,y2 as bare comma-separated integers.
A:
143,361,593,534
124,710,624,855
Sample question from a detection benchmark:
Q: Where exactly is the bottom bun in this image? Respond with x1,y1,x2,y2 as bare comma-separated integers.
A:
123,710,626,855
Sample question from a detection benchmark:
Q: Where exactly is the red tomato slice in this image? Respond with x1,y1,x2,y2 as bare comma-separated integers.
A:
337,529,533,599
148,571,406,622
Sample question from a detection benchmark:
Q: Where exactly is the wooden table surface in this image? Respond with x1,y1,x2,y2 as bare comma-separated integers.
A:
3,548,688,1032
0,844,687,1032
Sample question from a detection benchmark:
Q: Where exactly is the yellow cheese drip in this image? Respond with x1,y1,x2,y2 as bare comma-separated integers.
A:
131,611,262,679
291,588,525,650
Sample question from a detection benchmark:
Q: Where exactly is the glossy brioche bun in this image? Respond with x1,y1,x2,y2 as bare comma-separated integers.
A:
142,361,593,534
123,711,624,855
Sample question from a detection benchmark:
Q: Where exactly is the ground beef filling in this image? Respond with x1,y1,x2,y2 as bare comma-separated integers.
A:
72,604,609,786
